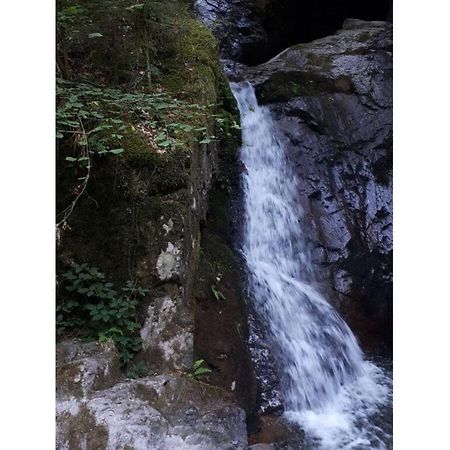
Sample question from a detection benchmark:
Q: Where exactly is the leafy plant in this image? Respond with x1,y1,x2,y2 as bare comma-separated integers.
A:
56,79,215,158
57,263,148,365
211,285,226,301
56,79,217,231
187,359,212,380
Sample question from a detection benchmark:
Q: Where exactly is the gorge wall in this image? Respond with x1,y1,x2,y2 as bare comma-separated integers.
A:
56,0,393,448
56,1,255,448
196,0,393,357
195,0,392,65
196,4,393,442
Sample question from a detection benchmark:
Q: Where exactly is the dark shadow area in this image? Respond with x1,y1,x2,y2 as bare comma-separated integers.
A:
243,0,392,65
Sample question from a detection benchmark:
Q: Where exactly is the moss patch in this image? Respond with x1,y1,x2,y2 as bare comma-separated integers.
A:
255,70,338,103
163,17,220,105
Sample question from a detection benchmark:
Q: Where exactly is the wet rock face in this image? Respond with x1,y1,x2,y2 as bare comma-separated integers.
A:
247,19,393,354
56,341,248,450
194,0,268,65
195,0,392,65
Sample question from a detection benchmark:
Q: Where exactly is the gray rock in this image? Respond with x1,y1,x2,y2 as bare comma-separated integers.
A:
56,340,122,399
194,0,267,64
140,295,193,372
156,241,183,281
246,20,393,353
247,445,275,450
57,372,248,450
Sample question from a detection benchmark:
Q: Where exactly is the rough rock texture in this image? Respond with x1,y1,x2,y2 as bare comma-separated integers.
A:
194,1,392,65
57,340,122,399
139,294,193,372
56,2,254,448
194,0,268,64
247,415,305,449
56,341,247,449
245,19,393,354
194,184,257,416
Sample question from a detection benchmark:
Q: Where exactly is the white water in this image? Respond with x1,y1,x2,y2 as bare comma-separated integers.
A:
231,82,392,449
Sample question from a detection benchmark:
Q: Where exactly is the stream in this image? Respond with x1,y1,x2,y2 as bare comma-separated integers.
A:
231,81,393,450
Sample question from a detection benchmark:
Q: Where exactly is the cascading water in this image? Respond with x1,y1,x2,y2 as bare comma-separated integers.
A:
231,81,392,449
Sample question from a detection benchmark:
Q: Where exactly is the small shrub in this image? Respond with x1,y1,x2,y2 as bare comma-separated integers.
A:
57,263,148,365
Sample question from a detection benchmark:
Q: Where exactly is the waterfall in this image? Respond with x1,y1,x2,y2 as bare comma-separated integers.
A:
231,81,392,449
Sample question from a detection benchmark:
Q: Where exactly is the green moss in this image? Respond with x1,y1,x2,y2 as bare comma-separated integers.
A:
256,71,336,103
125,149,190,195
162,18,220,105
57,0,229,292
216,74,241,156
98,124,190,194
112,127,152,163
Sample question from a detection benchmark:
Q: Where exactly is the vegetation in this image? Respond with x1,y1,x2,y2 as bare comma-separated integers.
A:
57,263,147,365
187,359,212,380
56,0,241,373
127,361,149,379
211,285,226,301
55,0,234,233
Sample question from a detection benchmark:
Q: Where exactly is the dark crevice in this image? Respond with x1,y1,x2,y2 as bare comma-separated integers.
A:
240,0,393,65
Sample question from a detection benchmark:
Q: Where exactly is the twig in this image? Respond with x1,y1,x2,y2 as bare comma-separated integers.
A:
56,116,92,232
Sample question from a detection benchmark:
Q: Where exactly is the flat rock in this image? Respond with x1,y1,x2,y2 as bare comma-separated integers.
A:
57,342,247,450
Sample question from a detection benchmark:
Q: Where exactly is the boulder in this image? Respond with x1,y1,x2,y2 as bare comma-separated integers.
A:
56,340,122,399
56,342,248,450
139,294,193,373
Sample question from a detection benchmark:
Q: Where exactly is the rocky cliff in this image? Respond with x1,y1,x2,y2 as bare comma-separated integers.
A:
56,0,254,448
245,19,393,355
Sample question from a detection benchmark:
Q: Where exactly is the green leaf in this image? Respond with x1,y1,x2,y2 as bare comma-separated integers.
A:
109,148,124,155
88,33,103,39
91,125,113,133
158,140,172,148
58,119,78,127
126,4,145,11
194,367,212,376
65,156,77,162
193,359,205,370
211,285,226,301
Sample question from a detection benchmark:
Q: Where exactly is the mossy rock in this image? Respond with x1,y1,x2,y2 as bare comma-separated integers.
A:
163,17,220,105
254,70,337,103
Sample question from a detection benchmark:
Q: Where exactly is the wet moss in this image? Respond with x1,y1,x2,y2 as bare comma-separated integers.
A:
255,71,337,103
